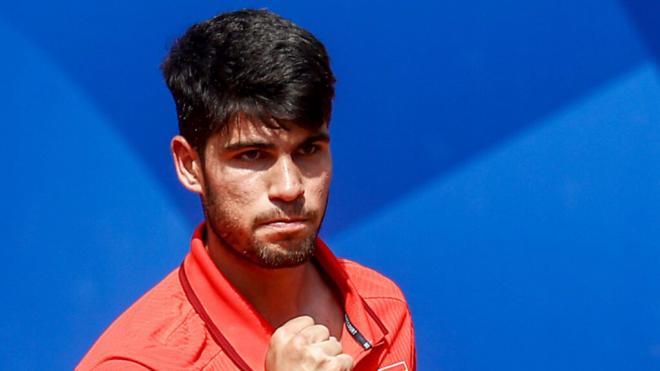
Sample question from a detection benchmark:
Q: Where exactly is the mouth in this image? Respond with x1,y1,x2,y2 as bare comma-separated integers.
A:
258,218,309,234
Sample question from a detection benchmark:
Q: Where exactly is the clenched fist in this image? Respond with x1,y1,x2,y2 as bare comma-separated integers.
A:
265,316,354,371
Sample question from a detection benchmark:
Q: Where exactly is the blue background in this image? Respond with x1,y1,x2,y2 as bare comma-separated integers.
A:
1,1,659,369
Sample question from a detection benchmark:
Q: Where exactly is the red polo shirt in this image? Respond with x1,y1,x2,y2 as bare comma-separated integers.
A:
77,225,416,370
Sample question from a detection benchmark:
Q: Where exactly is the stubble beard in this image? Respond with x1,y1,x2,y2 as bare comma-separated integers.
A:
202,185,326,269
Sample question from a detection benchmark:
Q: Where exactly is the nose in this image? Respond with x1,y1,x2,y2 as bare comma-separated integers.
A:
268,155,304,202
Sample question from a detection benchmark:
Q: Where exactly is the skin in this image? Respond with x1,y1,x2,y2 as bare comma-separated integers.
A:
266,316,353,371
171,115,352,370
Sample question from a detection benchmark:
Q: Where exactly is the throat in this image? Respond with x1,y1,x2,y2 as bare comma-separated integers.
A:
205,229,345,337
254,261,345,339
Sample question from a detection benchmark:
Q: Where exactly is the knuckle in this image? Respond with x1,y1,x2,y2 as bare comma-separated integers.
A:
271,327,284,338
290,333,308,351
309,347,327,363
337,354,354,370
294,315,315,328
311,324,330,339
299,315,315,324
325,358,344,371
269,329,287,346
319,358,335,370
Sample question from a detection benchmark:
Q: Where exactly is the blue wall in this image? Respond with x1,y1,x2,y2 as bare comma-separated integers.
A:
2,1,659,369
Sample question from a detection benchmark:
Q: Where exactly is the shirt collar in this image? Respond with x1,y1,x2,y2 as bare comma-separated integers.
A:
180,223,387,370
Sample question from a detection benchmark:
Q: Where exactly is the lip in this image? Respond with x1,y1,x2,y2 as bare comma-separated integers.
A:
260,216,307,224
258,218,308,233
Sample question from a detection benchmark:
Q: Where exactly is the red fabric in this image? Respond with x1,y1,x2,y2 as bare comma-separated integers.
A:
77,225,416,370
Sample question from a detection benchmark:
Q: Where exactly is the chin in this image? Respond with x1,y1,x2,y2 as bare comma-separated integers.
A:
249,235,317,269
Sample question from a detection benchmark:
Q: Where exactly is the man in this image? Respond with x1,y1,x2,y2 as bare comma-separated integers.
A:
78,9,415,371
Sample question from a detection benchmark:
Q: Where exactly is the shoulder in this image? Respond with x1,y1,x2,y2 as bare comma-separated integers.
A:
338,258,417,369
77,268,221,371
337,258,412,328
337,258,408,304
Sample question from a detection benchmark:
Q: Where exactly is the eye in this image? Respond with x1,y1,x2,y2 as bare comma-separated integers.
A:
298,143,319,156
237,149,263,161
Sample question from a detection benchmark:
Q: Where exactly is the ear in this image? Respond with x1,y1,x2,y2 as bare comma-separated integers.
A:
171,135,205,195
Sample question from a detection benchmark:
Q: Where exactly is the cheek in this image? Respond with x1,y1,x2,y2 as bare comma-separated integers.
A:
308,172,332,204
207,170,263,215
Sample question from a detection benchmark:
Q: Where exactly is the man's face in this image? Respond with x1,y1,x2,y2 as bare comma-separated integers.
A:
200,117,332,268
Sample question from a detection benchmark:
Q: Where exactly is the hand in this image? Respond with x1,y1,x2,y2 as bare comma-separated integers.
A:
265,316,354,371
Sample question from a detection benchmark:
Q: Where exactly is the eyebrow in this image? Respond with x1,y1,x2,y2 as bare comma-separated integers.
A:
302,132,331,145
223,132,330,151
223,141,275,152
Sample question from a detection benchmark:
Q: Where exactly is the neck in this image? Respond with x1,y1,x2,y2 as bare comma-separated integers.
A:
205,226,323,329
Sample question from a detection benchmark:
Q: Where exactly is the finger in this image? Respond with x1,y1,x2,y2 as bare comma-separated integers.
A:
279,315,315,334
333,354,354,370
271,316,315,345
312,337,342,356
297,323,330,343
